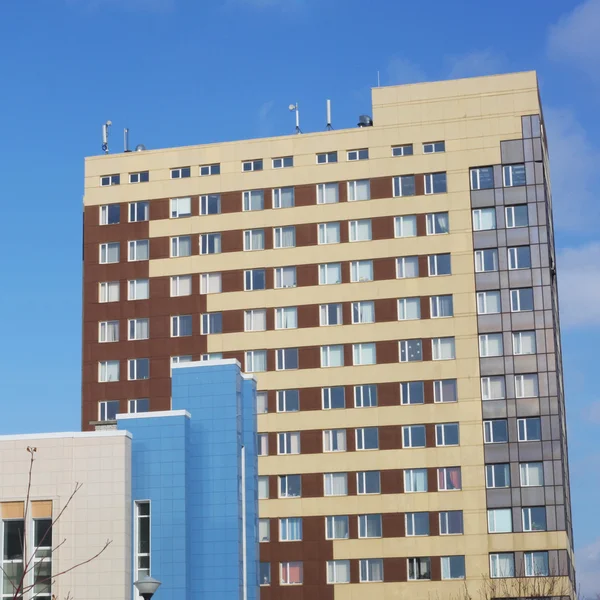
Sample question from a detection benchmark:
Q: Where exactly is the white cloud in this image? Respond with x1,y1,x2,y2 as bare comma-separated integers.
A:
445,50,506,79
576,537,600,597
386,58,428,86
548,0,600,75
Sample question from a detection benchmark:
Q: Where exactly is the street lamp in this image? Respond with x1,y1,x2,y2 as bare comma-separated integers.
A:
134,576,161,600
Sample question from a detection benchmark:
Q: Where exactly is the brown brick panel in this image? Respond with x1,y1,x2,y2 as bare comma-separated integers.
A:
221,191,240,214
425,423,436,448
84,204,150,244
372,216,395,240
377,340,399,364
370,176,393,199
300,430,322,455
150,236,170,260
152,198,170,220
295,184,316,207
373,257,396,280
416,213,427,236
415,174,425,196
381,470,404,494
221,229,243,253
339,182,347,203
420,296,431,319
383,557,406,582
418,255,429,277
422,338,433,361
221,270,244,293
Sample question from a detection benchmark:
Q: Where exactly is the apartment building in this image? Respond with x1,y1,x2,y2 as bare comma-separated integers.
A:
82,71,575,598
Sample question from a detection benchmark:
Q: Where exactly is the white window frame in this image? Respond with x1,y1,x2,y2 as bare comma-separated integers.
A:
392,144,413,156
402,425,426,448
244,309,267,332
273,226,296,249
355,427,378,451
272,187,294,209
434,379,457,403
477,291,501,314
423,141,445,153
200,233,221,255
170,236,191,258
274,266,296,289
394,215,417,238
99,242,120,264
170,275,192,297
320,344,344,368
128,240,149,262
352,343,376,366
396,256,419,278
398,297,421,321
242,159,263,172
244,269,266,291
322,429,347,452
128,279,149,300
436,423,459,447
172,315,193,337
99,281,120,303
404,468,428,493
506,204,529,228
129,201,149,222
318,222,341,245
350,260,373,282
349,219,372,242
513,331,536,355
243,229,265,251
170,197,192,218
128,318,149,341
98,320,119,343
272,156,293,169
319,263,342,285
347,179,370,201
129,171,149,183
128,358,149,381
316,151,337,164
170,166,191,179
510,288,534,312
275,307,297,330
200,273,221,294
245,350,267,373
518,417,541,442
277,432,300,455
320,303,343,326
200,194,221,215
347,148,369,161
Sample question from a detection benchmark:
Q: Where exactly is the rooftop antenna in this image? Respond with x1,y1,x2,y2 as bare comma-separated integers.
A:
102,121,112,154
124,128,131,153
326,99,333,130
288,103,301,134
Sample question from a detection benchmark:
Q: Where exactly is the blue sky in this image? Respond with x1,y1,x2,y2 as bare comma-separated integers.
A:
0,0,598,590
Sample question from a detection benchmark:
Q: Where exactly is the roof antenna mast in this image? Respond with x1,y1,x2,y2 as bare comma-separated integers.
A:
288,103,301,134
102,121,112,154
326,99,333,130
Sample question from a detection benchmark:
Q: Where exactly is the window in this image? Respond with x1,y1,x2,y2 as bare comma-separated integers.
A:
323,429,346,452
100,204,120,225
394,215,417,238
273,187,294,209
358,514,382,538
246,350,267,373
350,260,373,282
278,432,300,455
486,464,510,488
171,235,191,258
400,381,424,405
515,373,538,398
170,166,190,179
481,376,506,400
319,263,342,285
279,475,301,498
522,507,547,532
99,242,120,264
475,249,498,272
321,345,344,367
201,313,222,334
128,358,149,380
256,392,268,414
518,417,541,441
99,281,120,303
430,295,453,318
274,226,295,249
171,275,192,297
520,462,544,487
434,379,458,403
320,303,343,326
128,399,149,414
129,171,149,183
355,427,378,450
274,266,296,288
441,556,465,580
197,274,221,296
402,425,426,448
513,331,536,355
244,229,265,251
273,156,293,169
100,173,120,186
351,301,374,325
170,197,191,218
425,172,447,194
423,141,445,153
404,468,428,493
244,309,267,332
327,560,350,584
258,434,269,456
127,279,149,301
129,201,149,222
242,159,263,172
99,400,119,421
349,219,372,242
506,205,529,228
428,253,451,275
324,473,347,496
326,516,349,539
477,291,501,314
524,552,549,577
396,256,419,278
392,144,413,156
432,337,455,360
348,179,370,201
479,333,503,357
426,212,449,234
408,557,431,580
436,423,459,446
242,190,264,212
440,511,463,535
317,182,339,204
393,174,416,197
275,307,297,329
245,269,266,291
484,420,508,443
354,384,377,408
488,508,512,533
399,339,422,362
200,194,220,215
99,320,119,343
32,517,52,599
199,163,220,176
128,240,149,261
259,519,270,542
503,164,526,187
357,471,380,494
280,561,303,585
438,467,462,491
258,476,269,499
260,563,270,586
508,246,532,270
406,512,429,536
490,553,515,578
318,222,340,245
472,208,497,231
98,360,119,382
322,387,345,410
276,348,298,370
347,148,368,161
129,318,149,341
134,502,150,585
200,233,221,254
352,343,376,365
171,355,193,369
470,166,494,190
359,559,383,583
316,151,337,164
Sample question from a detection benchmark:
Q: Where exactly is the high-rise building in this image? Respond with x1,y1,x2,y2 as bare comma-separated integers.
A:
82,71,575,598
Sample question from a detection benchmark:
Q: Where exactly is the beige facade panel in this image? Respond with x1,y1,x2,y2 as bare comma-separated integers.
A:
31,500,52,518
1,501,24,518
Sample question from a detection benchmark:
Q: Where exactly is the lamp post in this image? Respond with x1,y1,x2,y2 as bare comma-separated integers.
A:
134,576,161,600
